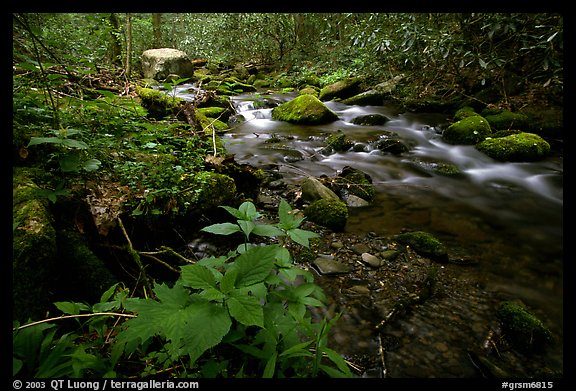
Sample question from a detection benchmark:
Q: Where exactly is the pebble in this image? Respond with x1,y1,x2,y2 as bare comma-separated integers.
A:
361,252,382,268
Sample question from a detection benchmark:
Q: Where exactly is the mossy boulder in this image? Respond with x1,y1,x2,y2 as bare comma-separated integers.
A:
190,171,237,211
453,106,480,121
395,231,448,262
342,90,390,106
325,131,354,152
475,132,551,162
136,86,183,119
496,301,553,352
318,77,362,101
442,115,492,145
300,176,340,203
483,110,530,131
331,166,376,202
350,113,391,126
304,199,349,231
13,168,57,322
373,138,410,155
271,94,339,125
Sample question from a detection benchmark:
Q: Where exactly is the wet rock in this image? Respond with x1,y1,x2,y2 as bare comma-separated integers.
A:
361,252,382,268
343,194,371,207
313,256,352,275
351,243,371,255
300,176,340,203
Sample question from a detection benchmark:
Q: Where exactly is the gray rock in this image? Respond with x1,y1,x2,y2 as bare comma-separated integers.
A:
361,252,382,268
141,48,194,81
313,257,351,275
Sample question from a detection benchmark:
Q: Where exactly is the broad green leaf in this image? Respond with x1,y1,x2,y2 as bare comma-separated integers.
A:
252,224,284,237
237,220,255,238
13,358,23,376
181,264,218,290
83,158,101,172
219,205,244,219
238,201,260,220
231,245,278,287
220,268,238,293
54,301,90,315
179,302,232,365
201,222,241,235
226,291,264,327
287,228,319,247
59,154,82,172
277,198,304,229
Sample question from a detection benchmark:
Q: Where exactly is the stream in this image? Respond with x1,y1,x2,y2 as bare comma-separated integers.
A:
172,86,563,378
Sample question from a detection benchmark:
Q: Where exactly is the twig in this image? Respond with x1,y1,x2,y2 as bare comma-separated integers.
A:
117,217,153,296
14,312,136,332
377,333,387,378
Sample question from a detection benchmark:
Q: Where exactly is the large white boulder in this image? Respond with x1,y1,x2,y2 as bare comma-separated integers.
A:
141,48,194,81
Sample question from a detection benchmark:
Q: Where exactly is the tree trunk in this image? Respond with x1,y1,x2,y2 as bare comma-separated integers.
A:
108,13,122,66
153,13,162,48
125,13,132,76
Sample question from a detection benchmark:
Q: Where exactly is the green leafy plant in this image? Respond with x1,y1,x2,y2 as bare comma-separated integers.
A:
114,199,350,377
27,127,101,173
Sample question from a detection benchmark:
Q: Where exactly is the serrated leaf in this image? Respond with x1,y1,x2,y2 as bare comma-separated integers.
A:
230,245,278,287
117,283,232,365
181,264,218,290
226,291,264,327
201,222,241,235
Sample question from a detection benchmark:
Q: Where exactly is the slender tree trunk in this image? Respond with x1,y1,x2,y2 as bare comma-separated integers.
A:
153,13,162,48
125,13,132,77
108,13,122,66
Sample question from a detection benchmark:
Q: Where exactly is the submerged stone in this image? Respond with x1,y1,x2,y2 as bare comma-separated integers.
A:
395,231,448,262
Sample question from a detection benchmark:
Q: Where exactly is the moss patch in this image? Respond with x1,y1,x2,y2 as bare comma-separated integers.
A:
442,115,492,145
304,199,349,231
475,132,551,162
395,231,448,262
496,301,553,352
272,94,339,125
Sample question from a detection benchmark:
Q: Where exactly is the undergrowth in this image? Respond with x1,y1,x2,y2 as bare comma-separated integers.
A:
13,200,353,378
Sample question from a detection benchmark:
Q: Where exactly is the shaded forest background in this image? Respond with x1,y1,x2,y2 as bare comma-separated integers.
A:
13,13,563,108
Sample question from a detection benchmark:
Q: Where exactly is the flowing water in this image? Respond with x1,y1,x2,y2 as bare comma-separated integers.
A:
173,86,563,378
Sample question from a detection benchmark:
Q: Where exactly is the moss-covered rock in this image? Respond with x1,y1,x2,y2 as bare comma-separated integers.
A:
318,77,362,102
13,167,57,322
442,115,492,145
454,106,480,121
54,230,118,304
136,86,183,119
299,86,319,97
475,132,551,162
304,198,349,231
373,138,410,155
325,131,354,152
271,94,339,125
483,110,530,131
395,231,448,262
342,90,390,106
300,176,340,203
191,171,237,211
350,113,391,126
331,166,376,202
496,301,553,352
